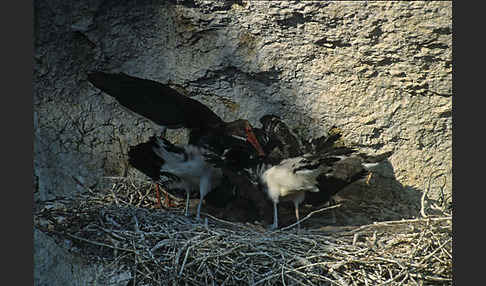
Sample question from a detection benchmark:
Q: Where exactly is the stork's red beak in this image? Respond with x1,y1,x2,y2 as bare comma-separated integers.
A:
245,126,265,157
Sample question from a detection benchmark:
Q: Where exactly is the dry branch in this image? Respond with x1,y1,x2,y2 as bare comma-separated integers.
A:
34,177,452,285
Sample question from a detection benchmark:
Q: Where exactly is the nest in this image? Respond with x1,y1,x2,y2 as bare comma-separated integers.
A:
34,177,452,285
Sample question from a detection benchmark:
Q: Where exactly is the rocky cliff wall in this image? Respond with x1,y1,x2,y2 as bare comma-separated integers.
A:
34,1,452,284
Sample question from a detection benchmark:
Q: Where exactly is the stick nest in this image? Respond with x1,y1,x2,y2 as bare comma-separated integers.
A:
34,177,452,285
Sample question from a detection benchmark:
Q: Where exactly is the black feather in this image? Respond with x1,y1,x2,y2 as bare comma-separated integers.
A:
258,114,303,163
88,72,223,130
127,137,165,182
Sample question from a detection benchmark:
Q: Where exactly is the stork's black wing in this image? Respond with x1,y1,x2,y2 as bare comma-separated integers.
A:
87,72,223,130
127,136,165,182
259,114,302,159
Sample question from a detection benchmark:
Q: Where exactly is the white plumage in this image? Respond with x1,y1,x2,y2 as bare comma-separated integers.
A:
259,155,328,230
257,148,393,230
152,137,223,219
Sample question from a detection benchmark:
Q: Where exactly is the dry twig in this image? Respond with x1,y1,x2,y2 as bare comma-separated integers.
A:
34,177,452,285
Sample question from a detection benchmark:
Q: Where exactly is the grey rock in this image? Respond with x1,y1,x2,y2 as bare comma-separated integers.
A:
34,1,451,283
34,228,131,286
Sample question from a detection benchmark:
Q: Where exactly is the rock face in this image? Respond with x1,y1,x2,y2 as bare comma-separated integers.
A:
34,1,452,284
34,228,132,285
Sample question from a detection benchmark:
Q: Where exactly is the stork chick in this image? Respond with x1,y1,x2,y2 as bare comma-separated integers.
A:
154,137,223,219
259,154,329,230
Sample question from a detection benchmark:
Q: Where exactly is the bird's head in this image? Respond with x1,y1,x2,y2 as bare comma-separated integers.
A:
224,119,266,157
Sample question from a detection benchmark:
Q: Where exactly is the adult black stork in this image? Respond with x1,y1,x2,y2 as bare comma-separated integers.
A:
87,72,265,156
128,135,223,220
88,72,265,208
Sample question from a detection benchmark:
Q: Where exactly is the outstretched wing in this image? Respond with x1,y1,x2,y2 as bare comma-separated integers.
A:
87,72,223,129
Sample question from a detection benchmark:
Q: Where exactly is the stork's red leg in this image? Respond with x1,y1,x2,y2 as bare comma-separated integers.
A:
164,190,171,207
155,185,176,208
164,190,178,208
155,184,162,208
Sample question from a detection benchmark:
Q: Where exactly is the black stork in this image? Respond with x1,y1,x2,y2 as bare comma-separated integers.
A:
87,72,265,156
87,72,266,208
